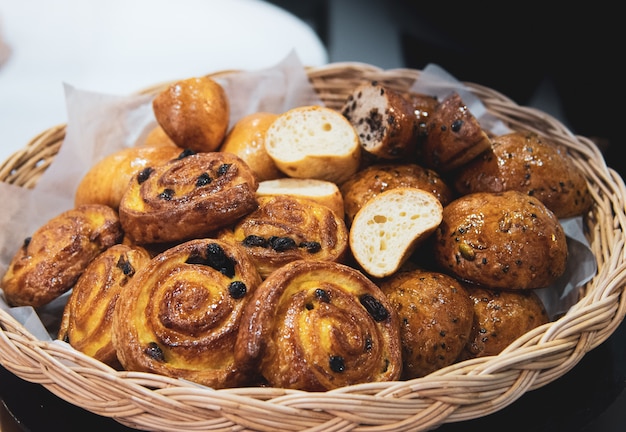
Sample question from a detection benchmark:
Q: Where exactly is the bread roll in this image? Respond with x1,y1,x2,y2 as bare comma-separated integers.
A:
433,190,568,290
457,286,550,360
421,92,492,172
234,260,402,390
74,145,183,210
264,105,361,184
379,268,474,379
453,131,593,218
1,204,123,307
219,112,283,181
349,187,443,278
152,76,229,152
119,151,258,244
341,81,418,160
340,162,454,226
256,177,345,219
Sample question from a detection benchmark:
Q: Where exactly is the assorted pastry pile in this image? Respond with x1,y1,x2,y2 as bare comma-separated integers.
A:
0,75,593,391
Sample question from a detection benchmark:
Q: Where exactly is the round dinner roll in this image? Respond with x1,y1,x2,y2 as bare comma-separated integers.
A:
219,112,283,181
74,145,184,210
256,177,345,219
433,190,568,290
264,105,361,184
152,75,230,153
349,187,443,278
453,131,593,218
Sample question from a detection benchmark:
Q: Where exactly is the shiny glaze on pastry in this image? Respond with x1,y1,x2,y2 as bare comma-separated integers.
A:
112,238,262,389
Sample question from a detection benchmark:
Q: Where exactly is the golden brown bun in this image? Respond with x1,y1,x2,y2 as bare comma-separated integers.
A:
341,81,418,160
219,112,283,181
218,194,348,279
152,76,229,152
457,286,549,361
421,92,492,172
74,146,183,210
378,268,474,379
340,163,454,226
141,124,179,148
256,177,345,219
119,151,259,245
264,105,361,184
349,187,443,278
112,239,262,389
1,204,123,307
234,259,402,390
58,244,151,368
453,131,593,218
433,190,568,290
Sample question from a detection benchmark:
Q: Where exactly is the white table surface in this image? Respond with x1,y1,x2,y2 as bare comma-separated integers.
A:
0,0,328,165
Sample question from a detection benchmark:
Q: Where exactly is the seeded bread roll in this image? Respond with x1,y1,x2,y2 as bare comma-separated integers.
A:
433,190,568,290
421,92,492,173
349,187,443,278
152,76,229,153
457,286,550,361
219,112,284,182
256,177,345,219
340,162,454,226
453,131,593,218
379,268,474,379
264,105,361,184
341,81,418,160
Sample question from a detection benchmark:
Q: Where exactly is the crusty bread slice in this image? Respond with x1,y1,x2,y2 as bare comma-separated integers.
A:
264,105,361,184
349,187,443,278
256,178,345,219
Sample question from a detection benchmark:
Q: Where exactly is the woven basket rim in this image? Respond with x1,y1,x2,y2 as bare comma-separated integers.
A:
1,62,626,432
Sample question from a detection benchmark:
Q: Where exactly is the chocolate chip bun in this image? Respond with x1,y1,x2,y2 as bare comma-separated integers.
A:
432,190,568,290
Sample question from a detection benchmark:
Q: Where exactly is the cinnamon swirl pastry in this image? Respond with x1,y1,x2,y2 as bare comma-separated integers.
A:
234,260,402,391
118,151,259,245
58,244,151,368
2,204,123,308
218,195,349,279
112,238,262,389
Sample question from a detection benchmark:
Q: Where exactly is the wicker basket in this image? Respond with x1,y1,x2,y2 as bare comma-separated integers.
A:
1,63,625,432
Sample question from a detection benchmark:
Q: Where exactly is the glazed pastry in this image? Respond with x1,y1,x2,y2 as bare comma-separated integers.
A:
341,81,418,160
1,204,123,308
58,244,151,368
340,162,454,226
152,75,230,153
379,268,474,379
218,194,349,278
112,238,262,389
219,112,284,182
453,131,593,218
234,260,402,391
421,92,492,173
457,286,550,361
74,145,183,210
432,190,568,290
118,151,259,244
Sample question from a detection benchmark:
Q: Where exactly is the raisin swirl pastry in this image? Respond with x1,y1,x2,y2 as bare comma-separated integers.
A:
234,260,402,391
218,195,349,279
2,204,123,308
58,244,151,368
112,238,262,389
118,151,259,245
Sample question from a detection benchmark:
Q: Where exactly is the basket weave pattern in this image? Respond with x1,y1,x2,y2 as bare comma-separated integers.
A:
1,63,625,431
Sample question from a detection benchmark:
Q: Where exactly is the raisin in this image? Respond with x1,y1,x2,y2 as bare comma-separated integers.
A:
177,149,196,159
299,241,321,253
217,163,231,176
451,119,463,132
242,235,268,247
137,167,154,184
196,172,212,187
158,189,175,200
360,294,389,322
315,288,330,303
22,237,31,249
228,281,247,299
364,336,373,351
185,243,236,278
116,254,135,276
329,355,345,373
269,236,297,252
145,342,165,362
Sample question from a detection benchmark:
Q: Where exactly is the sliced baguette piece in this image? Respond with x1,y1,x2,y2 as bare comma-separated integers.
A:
256,178,345,219
264,105,361,184
349,187,443,278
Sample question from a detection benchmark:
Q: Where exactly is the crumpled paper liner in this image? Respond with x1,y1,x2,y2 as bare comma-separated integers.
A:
0,51,595,342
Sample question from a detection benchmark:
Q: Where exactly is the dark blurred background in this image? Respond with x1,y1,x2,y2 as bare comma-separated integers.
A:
268,0,621,177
